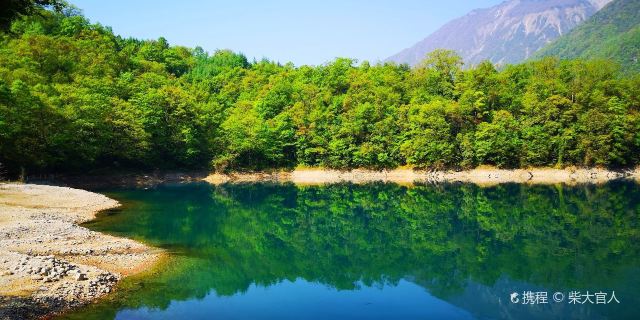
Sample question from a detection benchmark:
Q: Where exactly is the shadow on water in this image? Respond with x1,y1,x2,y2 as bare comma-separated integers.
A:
63,181,640,319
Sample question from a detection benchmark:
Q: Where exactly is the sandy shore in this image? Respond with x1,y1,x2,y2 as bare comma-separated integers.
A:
204,167,640,186
0,184,162,320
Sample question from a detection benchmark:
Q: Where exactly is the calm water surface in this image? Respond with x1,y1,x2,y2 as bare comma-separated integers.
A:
62,182,640,319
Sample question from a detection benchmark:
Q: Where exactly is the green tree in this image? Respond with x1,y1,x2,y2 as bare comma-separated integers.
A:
474,110,521,167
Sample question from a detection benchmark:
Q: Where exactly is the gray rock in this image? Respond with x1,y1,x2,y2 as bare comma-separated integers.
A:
386,0,612,66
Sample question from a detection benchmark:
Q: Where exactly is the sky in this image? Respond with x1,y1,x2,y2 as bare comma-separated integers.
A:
69,0,503,66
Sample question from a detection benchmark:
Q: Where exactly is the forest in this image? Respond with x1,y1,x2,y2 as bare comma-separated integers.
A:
1,6,640,176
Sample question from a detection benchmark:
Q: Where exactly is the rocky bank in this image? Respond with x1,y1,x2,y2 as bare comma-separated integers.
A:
0,184,162,320
204,167,640,186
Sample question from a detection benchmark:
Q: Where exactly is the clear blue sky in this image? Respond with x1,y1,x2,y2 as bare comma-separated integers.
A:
69,0,503,66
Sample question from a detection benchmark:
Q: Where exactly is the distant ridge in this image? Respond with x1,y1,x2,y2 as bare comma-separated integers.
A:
387,0,612,66
535,0,640,73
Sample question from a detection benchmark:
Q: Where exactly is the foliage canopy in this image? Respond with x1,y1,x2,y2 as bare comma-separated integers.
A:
1,8,639,175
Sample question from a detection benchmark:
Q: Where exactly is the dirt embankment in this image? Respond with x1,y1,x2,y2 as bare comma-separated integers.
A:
204,167,640,186
0,184,162,320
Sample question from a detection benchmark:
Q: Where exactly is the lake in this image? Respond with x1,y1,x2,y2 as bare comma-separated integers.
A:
61,181,640,319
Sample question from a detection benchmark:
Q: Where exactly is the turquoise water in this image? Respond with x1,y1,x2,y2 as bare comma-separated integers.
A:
63,182,640,319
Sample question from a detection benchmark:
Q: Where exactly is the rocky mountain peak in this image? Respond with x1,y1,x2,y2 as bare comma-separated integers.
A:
387,0,612,66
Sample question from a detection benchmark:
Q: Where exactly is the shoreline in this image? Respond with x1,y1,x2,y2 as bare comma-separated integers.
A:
0,167,637,318
22,167,640,189
0,183,163,320
204,167,640,186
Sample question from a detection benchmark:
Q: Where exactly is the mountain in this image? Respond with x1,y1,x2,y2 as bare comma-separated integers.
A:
387,0,612,66
535,0,640,73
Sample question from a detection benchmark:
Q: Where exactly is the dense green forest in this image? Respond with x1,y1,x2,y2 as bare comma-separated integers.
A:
535,0,640,74
1,5,640,176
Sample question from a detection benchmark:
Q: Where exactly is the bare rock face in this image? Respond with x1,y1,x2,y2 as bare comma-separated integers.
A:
387,0,612,66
